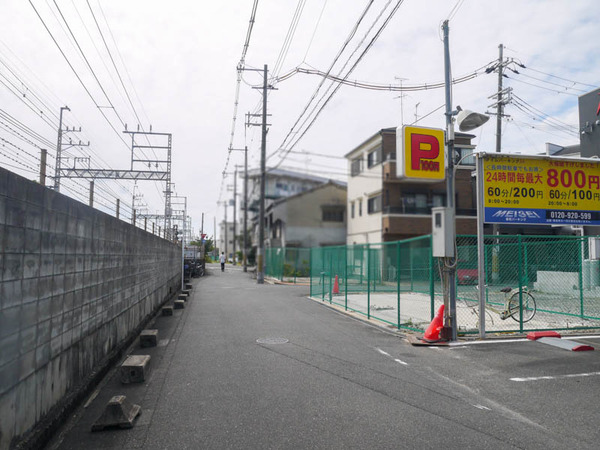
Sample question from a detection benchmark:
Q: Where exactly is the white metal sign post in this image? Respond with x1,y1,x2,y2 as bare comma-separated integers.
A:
476,154,486,338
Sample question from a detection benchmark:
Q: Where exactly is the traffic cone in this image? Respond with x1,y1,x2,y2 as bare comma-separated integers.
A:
332,275,340,294
422,304,445,343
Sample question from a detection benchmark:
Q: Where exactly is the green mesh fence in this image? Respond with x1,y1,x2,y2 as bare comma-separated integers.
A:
265,247,311,283
307,235,600,335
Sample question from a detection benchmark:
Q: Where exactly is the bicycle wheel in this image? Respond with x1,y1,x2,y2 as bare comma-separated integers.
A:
508,291,536,323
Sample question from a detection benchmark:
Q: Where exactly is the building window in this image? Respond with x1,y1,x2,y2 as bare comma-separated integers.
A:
351,156,363,177
350,201,355,219
403,193,428,213
433,194,445,207
367,195,382,214
358,199,362,216
322,206,344,222
367,146,382,168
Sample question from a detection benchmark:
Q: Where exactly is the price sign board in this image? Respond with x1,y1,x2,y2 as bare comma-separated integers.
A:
482,154,600,225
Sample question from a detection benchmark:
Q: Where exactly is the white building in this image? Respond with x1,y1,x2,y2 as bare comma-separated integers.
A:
218,220,235,261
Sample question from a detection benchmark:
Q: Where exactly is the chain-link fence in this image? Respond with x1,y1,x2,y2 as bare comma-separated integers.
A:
265,247,311,284
308,235,600,335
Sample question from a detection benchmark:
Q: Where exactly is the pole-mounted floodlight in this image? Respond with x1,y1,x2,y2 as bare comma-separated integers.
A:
456,106,490,132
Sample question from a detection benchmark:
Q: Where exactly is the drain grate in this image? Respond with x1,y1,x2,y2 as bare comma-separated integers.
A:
256,337,289,345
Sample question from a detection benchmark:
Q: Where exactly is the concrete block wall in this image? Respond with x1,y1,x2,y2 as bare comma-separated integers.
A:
0,167,181,449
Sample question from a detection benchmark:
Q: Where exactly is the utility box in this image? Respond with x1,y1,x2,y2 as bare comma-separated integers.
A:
432,206,455,258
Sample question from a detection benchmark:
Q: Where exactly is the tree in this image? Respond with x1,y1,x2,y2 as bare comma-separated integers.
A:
190,236,214,254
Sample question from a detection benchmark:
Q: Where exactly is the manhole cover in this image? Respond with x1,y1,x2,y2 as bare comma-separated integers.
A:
256,337,289,345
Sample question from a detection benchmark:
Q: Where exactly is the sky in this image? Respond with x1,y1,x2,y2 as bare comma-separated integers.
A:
1,0,599,240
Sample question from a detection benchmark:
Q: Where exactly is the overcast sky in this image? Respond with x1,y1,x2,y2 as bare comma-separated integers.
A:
1,0,598,240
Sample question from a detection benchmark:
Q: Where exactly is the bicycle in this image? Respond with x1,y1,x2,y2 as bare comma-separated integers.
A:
474,285,537,323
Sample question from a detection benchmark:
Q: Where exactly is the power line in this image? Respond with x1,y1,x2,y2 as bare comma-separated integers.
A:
271,0,307,79
272,0,406,169
29,0,131,150
275,0,376,153
274,65,485,91
219,0,260,203
51,0,126,126
28,1,164,214
503,74,579,97
522,65,598,89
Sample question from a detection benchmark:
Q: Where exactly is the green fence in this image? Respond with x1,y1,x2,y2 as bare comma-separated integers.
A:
265,247,311,283
306,235,600,335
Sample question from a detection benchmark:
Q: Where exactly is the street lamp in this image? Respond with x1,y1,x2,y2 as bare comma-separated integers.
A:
442,20,489,341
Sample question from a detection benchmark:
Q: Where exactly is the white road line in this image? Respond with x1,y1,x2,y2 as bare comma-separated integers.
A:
375,348,390,356
375,348,408,366
473,404,491,410
451,338,528,345
451,335,600,346
510,371,600,382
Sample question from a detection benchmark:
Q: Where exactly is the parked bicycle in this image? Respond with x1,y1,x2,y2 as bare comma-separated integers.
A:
474,285,537,323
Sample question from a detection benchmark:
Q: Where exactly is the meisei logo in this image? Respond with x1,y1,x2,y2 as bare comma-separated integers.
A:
492,210,541,219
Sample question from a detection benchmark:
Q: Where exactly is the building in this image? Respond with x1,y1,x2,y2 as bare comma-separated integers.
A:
265,180,347,248
345,127,477,244
247,167,335,247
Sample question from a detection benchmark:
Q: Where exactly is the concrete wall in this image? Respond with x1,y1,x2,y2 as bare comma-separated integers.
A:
0,167,181,449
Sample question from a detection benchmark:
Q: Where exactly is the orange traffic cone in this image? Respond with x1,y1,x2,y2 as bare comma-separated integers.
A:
332,275,340,294
422,304,445,343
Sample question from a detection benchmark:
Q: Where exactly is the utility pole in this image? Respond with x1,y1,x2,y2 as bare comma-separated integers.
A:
88,180,94,207
233,167,238,265
214,215,217,259
492,44,506,283
182,197,187,290
54,106,69,191
223,201,228,261
116,199,120,219
243,147,248,272
442,20,457,342
257,64,268,284
39,149,47,186
495,44,504,154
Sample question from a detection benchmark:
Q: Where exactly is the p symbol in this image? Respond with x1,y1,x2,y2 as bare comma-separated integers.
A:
411,133,440,171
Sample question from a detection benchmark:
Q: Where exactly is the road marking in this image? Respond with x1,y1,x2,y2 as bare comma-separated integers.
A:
375,348,390,356
451,335,600,346
473,404,491,410
510,371,600,382
451,338,528,346
394,358,408,366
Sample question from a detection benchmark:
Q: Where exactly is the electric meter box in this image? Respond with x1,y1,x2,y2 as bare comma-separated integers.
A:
432,206,455,258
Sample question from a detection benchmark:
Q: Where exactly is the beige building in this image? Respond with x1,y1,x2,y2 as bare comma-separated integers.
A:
266,181,347,248
346,127,477,244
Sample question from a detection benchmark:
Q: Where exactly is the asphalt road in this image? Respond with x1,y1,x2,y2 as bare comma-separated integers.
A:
49,263,600,449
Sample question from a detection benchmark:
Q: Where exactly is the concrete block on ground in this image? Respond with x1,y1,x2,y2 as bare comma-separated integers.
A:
181,289,190,295
120,355,151,383
91,395,141,431
178,294,187,301
184,278,190,284
185,284,192,290
140,329,158,348
162,306,173,316
174,300,185,309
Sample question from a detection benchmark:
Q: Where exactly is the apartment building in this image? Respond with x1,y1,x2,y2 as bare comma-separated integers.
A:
346,127,477,244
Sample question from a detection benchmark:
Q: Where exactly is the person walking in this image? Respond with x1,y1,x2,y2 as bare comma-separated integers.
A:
220,252,226,272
